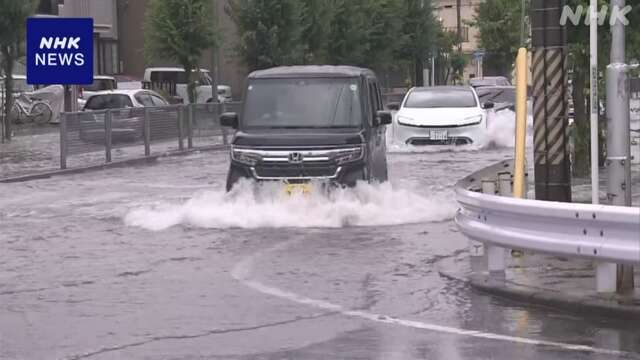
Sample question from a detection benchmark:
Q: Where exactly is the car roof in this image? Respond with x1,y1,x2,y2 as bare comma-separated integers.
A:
248,65,375,79
85,89,158,98
411,86,474,92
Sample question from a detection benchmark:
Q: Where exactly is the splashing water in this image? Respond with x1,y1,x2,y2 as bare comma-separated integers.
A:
124,180,456,230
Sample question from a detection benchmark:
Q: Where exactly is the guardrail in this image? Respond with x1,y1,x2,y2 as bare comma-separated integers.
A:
455,160,640,281
59,102,241,170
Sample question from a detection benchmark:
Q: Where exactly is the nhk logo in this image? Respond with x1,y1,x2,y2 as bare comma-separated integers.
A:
35,37,85,66
27,17,93,85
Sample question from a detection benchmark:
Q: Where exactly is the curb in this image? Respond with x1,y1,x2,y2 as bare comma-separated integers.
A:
439,271,640,320
0,144,227,183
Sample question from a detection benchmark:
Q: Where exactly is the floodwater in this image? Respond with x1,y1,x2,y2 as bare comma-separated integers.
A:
1,111,639,359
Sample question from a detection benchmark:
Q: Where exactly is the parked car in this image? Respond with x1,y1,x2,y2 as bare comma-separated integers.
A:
389,86,492,146
469,76,511,88
475,86,516,112
142,67,232,104
220,65,391,192
80,89,171,143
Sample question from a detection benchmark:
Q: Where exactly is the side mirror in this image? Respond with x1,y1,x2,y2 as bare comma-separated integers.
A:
375,110,392,126
220,112,239,129
483,101,495,109
386,102,400,111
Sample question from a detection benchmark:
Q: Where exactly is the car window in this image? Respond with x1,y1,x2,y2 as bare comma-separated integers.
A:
135,93,155,107
84,94,134,110
405,89,478,108
150,94,168,106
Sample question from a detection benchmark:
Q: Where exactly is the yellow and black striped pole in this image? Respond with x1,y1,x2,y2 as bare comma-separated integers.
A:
531,0,572,202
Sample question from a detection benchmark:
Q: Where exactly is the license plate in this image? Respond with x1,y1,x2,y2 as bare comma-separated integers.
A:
429,130,448,141
284,183,312,195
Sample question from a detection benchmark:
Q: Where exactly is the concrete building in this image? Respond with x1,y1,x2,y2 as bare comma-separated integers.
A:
433,0,483,82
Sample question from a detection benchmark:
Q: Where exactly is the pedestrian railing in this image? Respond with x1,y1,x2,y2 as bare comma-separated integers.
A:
59,102,242,169
455,160,640,288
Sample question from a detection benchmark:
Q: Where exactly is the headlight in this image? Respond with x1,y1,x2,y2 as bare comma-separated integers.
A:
462,115,483,126
331,145,364,165
231,147,262,166
397,115,414,126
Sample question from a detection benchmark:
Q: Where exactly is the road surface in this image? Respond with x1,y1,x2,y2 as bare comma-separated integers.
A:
1,142,639,359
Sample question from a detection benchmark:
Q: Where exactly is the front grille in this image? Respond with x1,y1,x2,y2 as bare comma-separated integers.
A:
409,137,472,146
254,161,338,179
398,122,479,129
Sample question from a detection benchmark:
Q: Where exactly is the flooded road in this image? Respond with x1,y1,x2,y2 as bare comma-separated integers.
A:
1,131,639,359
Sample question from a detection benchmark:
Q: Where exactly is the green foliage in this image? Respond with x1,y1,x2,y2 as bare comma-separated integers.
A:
144,0,217,103
469,0,526,76
564,0,640,175
0,0,37,141
226,0,306,70
227,0,446,83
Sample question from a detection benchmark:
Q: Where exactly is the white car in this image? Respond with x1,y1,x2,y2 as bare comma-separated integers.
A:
82,89,169,111
142,67,232,104
390,86,493,146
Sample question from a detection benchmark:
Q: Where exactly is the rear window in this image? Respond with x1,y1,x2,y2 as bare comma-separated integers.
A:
404,89,477,108
84,94,133,110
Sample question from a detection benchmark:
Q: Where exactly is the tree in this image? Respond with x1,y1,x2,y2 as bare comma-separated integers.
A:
0,0,36,142
144,0,217,103
395,0,439,86
469,0,526,77
226,0,306,71
565,0,640,176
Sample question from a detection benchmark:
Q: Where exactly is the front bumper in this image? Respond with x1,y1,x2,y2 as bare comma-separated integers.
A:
226,160,366,191
392,120,487,146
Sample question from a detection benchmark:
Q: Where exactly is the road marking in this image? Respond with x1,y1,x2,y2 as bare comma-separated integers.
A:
232,241,635,358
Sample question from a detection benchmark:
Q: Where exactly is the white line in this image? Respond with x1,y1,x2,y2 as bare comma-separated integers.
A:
231,242,636,358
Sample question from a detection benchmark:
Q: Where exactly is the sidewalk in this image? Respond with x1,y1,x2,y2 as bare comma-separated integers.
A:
440,253,640,319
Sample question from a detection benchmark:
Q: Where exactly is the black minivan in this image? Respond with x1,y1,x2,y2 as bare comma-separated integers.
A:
220,66,391,192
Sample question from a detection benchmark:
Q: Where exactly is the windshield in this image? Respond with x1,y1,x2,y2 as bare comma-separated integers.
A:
404,89,478,108
242,78,362,128
476,87,516,104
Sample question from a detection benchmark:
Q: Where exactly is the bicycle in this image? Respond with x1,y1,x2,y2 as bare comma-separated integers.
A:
9,93,53,125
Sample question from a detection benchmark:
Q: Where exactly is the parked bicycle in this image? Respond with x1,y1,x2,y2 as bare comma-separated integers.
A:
9,93,53,125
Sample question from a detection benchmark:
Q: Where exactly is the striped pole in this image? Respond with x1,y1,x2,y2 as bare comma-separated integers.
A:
531,0,572,202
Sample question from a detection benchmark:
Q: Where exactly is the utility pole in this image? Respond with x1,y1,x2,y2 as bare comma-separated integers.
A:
531,0,572,202
456,0,462,53
211,0,219,104
606,0,634,293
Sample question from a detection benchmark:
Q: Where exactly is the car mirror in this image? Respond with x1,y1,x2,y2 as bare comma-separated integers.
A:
375,111,392,126
220,112,239,129
386,102,400,111
482,101,495,109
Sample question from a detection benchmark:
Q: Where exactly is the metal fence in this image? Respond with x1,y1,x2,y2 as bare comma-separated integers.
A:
59,102,242,169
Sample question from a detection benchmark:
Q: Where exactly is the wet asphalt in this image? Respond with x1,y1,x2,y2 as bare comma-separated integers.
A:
1,146,639,360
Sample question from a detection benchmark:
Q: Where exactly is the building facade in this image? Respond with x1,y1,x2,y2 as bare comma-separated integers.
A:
433,0,483,82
